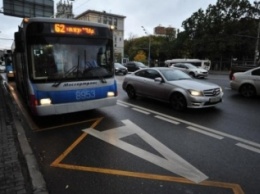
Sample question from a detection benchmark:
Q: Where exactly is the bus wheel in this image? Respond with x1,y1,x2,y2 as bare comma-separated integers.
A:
126,85,136,99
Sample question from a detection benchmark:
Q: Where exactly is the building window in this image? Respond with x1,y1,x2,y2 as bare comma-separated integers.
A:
108,17,112,25
103,16,107,24
113,18,118,28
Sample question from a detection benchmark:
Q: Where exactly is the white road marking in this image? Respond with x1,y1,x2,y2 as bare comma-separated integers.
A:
236,143,260,154
117,102,129,107
83,119,208,183
117,100,260,151
154,115,180,125
187,126,224,140
132,108,150,115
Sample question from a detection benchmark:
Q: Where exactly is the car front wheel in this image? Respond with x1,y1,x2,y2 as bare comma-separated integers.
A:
170,93,187,111
239,84,256,97
126,85,136,99
189,72,196,78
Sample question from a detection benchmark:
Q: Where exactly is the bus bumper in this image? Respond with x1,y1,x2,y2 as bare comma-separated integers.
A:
34,97,117,116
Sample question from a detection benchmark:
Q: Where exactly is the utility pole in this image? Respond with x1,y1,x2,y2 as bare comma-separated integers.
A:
141,26,151,67
254,2,260,65
254,17,260,65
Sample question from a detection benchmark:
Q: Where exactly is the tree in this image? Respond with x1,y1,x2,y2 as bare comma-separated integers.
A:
134,50,146,63
180,0,259,66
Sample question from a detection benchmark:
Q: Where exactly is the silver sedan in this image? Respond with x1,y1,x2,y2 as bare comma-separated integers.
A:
230,66,260,97
122,67,223,111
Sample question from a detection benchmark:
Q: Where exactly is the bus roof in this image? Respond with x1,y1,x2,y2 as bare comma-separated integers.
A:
21,17,111,28
165,59,210,63
165,59,209,63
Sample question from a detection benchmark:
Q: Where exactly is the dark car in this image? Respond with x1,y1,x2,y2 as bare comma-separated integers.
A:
124,61,147,72
114,63,128,75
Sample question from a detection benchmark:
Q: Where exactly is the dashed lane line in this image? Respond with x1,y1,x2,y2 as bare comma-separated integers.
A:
187,126,224,140
236,143,260,154
132,107,150,115
117,100,260,153
154,115,180,125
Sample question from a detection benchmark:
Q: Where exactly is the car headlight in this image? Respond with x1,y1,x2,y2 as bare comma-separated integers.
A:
189,90,203,96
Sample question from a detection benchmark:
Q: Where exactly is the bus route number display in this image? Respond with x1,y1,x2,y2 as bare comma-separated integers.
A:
54,24,95,35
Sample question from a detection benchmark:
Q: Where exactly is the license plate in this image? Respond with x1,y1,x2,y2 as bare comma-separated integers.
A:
210,97,220,102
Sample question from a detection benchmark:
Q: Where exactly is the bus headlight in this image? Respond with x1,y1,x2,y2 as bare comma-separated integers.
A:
40,98,52,105
107,91,115,97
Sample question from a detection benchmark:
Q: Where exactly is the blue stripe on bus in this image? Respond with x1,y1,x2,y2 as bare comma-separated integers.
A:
34,84,117,104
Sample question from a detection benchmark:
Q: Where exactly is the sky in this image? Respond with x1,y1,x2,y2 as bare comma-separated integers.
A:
0,0,256,49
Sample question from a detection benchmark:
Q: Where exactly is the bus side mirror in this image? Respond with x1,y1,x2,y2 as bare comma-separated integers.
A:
14,32,24,52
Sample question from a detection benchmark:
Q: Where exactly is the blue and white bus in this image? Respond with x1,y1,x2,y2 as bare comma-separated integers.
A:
12,17,117,116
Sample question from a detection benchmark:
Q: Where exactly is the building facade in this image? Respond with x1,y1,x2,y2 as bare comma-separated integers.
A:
55,0,74,19
75,10,126,63
154,25,176,39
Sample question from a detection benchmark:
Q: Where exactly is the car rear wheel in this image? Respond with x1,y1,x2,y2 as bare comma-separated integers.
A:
239,84,256,97
126,85,136,99
170,93,187,111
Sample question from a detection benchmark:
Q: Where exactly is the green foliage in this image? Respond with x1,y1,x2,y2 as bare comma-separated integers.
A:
134,50,146,63
124,0,259,66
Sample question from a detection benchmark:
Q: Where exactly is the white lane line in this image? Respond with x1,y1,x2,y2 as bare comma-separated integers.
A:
132,108,150,115
187,126,224,140
117,102,129,107
236,143,260,154
154,115,180,125
117,100,260,149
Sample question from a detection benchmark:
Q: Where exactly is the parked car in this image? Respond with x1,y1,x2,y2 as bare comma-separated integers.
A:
114,62,128,75
229,63,257,80
0,61,5,73
170,63,208,78
230,66,260,97
124,61,147,72
122,67,223,111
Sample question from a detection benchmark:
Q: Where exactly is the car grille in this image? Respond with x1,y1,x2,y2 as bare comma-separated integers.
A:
203,88,221,96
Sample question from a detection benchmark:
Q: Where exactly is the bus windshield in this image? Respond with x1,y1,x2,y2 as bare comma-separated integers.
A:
29,36,113,81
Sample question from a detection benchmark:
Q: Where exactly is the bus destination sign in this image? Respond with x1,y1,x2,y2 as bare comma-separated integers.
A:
53,24,95,35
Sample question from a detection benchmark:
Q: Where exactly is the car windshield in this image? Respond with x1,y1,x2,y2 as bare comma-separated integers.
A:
136,62,147,68
159,69,192,81
115,63,124,68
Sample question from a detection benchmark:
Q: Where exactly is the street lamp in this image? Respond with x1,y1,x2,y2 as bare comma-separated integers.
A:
141,26,151,67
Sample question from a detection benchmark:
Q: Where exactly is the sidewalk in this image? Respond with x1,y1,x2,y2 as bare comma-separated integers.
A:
0,76,48,194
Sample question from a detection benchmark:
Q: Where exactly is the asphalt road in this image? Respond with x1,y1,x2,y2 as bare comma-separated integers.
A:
9,73,260,194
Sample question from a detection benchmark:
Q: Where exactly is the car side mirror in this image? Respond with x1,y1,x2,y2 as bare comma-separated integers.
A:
154,77,163,82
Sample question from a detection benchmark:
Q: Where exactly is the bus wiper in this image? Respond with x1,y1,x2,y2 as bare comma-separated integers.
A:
99,76,107,83
52,56,81,87
96,67,107,83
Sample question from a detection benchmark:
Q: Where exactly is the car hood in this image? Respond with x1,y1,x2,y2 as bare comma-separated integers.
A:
168,79,219,90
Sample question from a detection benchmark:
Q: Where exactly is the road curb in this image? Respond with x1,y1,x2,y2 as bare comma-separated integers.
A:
4,79,49,194
13,117,49,194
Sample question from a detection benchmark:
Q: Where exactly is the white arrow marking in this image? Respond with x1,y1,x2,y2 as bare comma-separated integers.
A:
83,119,208,183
